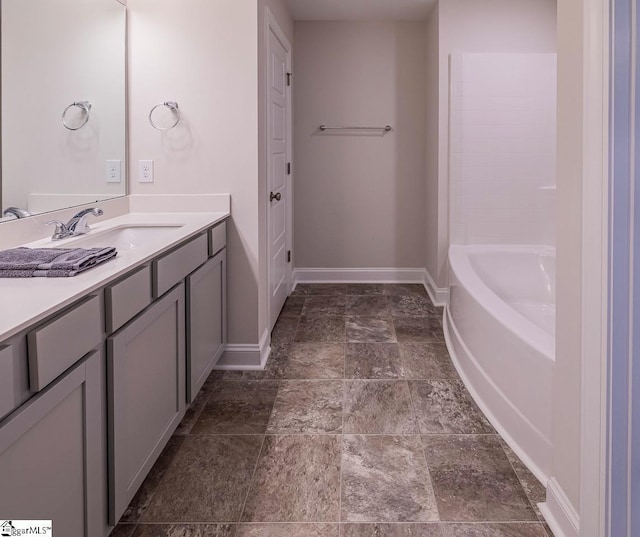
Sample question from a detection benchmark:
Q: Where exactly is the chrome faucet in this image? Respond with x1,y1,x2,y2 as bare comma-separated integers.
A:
3,206,32,219
45,207,104,241
65,207,104,235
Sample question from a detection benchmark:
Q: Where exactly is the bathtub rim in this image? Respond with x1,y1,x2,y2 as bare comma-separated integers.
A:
448,243,556,362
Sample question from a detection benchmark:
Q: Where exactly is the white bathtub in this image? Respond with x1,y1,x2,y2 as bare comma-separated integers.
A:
444,244,554,483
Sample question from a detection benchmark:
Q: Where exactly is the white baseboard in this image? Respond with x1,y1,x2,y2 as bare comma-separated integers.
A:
294,267,427,284
214,329,270,370
539,478,580,537
423,269,448,307
293,267,449,307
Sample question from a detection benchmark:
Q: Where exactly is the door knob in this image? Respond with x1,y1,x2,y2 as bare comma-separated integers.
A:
270,192,282,202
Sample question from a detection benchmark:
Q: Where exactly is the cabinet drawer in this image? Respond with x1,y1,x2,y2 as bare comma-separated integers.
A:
209,221,227,257
153,233,208,298
27,295,102,392
0,338,31,421
106,265,152,333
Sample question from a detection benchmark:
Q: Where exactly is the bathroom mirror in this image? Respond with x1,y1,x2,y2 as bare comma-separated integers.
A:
0,0,127,222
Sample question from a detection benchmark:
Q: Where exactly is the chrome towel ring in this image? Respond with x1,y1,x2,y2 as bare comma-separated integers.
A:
62,101,92,130
149,101,181,131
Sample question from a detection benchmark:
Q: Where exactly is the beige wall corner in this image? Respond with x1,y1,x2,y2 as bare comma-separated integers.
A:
425,4,440,285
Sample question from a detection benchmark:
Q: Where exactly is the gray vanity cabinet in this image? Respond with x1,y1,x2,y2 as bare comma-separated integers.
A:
0,350,104,537
0,218,228,535
186,248,226,402
107,283,186,525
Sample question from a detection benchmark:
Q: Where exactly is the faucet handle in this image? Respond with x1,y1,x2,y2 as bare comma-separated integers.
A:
45,220,70,241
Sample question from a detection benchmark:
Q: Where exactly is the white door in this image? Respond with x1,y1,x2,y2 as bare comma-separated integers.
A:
267,19,292,329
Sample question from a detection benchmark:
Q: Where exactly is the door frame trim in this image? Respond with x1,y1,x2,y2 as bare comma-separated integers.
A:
265,7,293,331
580,0,610,534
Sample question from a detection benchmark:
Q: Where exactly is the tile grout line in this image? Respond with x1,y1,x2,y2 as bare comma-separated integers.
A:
407,377,442,524
235,377,281,525
413,291,451,525
122,433,189,525
263,377,283,437
339,343,346,525
218,378,460,383
236,430,268,525
499,439,547,524
182,382,215,434
338,310,347,524
184,432,503,437
219,375,461,382
131,520,550,526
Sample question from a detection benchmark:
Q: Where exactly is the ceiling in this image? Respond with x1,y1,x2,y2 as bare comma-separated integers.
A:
284,0,437,21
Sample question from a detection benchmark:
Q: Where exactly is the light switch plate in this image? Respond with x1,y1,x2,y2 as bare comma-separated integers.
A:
106,160,121,183
138,160,154,183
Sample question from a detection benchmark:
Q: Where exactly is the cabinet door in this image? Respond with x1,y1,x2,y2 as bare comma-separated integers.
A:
186,249,226,403
0,350,103,537
107,283,186,525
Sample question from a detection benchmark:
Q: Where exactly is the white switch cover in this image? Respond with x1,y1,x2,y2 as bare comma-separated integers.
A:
106,160,121,183
138,160,154,183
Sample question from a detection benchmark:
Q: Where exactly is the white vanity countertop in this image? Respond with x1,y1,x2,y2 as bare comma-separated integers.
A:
0,211,229,342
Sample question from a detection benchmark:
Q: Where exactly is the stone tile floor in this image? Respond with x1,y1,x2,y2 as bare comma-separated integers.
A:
114,284,552,537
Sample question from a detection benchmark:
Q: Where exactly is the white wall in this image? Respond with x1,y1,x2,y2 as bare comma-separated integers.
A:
449,53,557,246
1,0,126,213
127,0,261,345
293,21,427,269
429,0,557,285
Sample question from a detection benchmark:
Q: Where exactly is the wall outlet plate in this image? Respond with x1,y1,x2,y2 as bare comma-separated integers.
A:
138,160,154,183
106,160,121,183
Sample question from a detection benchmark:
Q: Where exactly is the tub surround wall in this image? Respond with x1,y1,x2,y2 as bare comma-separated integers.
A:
425,0,557,287
293,21,427,271
449,53,557,246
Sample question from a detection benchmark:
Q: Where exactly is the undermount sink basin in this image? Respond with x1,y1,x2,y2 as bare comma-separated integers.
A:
68,224,184,251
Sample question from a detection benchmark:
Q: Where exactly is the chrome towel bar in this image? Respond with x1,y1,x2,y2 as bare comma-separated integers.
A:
319,125,392,132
